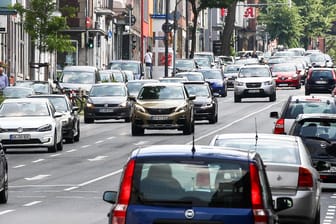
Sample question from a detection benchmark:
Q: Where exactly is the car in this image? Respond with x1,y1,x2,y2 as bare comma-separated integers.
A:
270,95,336,134
102,144,293,224
3,86,35,99
0,143,8,204
29,94,80,143
99,69,127,83
271,63,301,89
159,77,188,83
0,98,63,153
194,51,215,67
183,81,218,123
84,83,132,123
108,60,144,80
122,70,135,81
175,71,205,81
15,80,54,94
309,53,331,68
174,59,198,73
129,83,195,135
209,133,321,224
305,67,336,95
194,57,212,68
223,64,241,88
288,113,336,186
197,68,228,97
126,79,159,97
234,64,276,102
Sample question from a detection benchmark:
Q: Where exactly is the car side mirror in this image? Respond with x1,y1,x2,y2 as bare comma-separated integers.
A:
274,197,293,212
54,112,63,118
189,95,196,100
270,111,279,118
103,191,118,204
129,95,136,102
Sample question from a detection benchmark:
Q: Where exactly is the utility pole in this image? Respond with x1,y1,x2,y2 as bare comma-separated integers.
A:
164,0,170,77
185,0,189,58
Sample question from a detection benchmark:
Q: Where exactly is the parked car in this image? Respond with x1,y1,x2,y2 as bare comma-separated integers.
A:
183,81,218,123
0,143,8,204
129,83,195,135
305,67,336,95
288,113,336,186
175,71,205,81
103,144,293,224
126,79,159,97
270,95,336,134
209,133,321,224
198,68,228,97
108,60,144,80
3,86,35,99
0,98,63,153
84,83,132,123
29,94,80,143
271,63,301,89
234,64,276,102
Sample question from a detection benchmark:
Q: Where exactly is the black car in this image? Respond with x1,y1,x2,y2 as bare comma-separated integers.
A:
84,83,132,123
183,81,218,124
0,143,8,204
305,68,336,95
29,94,80,143
288,113,336,184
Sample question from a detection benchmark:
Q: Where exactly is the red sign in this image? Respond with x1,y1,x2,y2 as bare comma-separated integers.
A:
86,17,92,28
221,8,227,17
244,7,255,18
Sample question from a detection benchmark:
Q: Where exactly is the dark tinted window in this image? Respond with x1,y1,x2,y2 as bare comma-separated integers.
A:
138,86,185,100
311,70,333,80
130,158,252,208
295,120,336,140
284,100,336,119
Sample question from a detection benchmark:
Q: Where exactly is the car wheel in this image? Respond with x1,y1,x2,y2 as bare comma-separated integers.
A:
131,123,144,136
74,122,80,142
234,94,241,103
57,135,63,151
48,132,58,153
296,83,301,89
0,169,8,204
313,207,320,224
125,117,131,123
84,116,94,124
209,114,218,124
222,88,227,97
305,89,310,95
269,92,276,102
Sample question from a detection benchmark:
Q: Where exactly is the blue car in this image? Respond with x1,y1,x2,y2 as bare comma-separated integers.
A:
103,145,293,224
198,68,228,97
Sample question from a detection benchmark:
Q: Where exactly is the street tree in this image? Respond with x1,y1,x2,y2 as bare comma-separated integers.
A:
13,0,75,79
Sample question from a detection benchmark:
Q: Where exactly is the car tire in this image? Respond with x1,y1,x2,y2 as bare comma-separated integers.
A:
234,94,241,103
48,132,58,153
269,92,276,102
125,117,131,123
305,89,310,95
84,117,94,124
222,88,227,97
313,207,320,224
131,123,144,136
296,83,301,89
209,114,218,124
0,169,8,204
57,135,63,151
74,122,80,142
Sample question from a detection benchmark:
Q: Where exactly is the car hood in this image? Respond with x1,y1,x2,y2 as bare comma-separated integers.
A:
0,116,55,128
274,72,296,77
205,78,223,84
89,96,127,104
236,77,272,82
59,83,93,92
137,100,187,108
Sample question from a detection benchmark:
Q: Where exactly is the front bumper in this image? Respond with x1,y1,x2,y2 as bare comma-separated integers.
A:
84,106,131,120
0,131,56,148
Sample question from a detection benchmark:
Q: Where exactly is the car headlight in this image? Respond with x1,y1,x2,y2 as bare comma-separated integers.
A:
201,103,213,108
119,101,127,107
134,104,146,113
292,74,298,78
264,80,272,85
86,98,94,108
175,104,187,113
37,124,52,132
235,81,245,86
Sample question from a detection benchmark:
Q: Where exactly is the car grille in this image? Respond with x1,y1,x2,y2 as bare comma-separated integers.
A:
146,108,176,115
2,139,42,144
94,104,119,107
246,82,261,88
1,128,38,132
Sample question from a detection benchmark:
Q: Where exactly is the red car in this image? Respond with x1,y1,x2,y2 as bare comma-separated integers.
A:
272,63,302,89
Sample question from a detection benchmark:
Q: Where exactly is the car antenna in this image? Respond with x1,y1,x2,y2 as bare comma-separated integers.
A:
191,133,196,157
255,117,258,150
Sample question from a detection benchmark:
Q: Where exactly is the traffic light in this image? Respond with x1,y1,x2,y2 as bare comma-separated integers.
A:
87,37,94,48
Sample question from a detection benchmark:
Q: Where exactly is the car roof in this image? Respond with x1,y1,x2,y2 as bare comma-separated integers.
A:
296,113,336,121
29,94,66,98
289,95,335,103
92,82,126,87
309,67,334,71
240,64,269,68
63,66,97,71
212,133,300,142
176,71,203,75
142,82,184,87
131,144,255,161
109,60,141,64
127,79,159,83
3,97,50,103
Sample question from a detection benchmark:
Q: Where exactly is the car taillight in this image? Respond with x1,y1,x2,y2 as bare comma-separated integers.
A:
112,159,135,224
249,163,268,224
298,166,313,189
273,118,285,134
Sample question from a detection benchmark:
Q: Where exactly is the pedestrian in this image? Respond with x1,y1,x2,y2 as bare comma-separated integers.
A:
0,67,9,90
144,48,153,79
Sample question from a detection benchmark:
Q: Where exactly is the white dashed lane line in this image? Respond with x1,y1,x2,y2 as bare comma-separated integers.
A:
0,210,15,216
23,201,42,207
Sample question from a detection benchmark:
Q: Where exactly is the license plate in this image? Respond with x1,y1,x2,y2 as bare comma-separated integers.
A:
151,116,169,120
99,108,114,113
10,134,31,140
315,80,327,84
278,83,288,87
248,89,260,93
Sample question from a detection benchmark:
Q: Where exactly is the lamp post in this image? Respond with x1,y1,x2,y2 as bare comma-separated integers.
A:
164,0,170,78
172,0,182,76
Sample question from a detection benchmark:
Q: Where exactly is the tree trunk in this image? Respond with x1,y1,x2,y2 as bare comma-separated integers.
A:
222,1,237,56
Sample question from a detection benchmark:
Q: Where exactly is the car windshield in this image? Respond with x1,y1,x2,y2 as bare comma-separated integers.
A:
239,67,270,78
3,88,34,98
33,83,49,94
131,158,251,208
298,120,336,141
90,85,126,97
176,60,194,68
284,100,336,119
62,71,94,84
224,66,240,73
213,138,300,164
184,85,210,97
175,73,203,81
48,97,69,112
138,86,185,100
201,70,222,79
0,102,50,117
272,64,296,72
109,62,139,74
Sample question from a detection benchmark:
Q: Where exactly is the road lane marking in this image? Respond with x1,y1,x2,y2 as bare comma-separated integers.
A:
13,165,26,169
81,145,90,149
63,169,122,191
32,159,45,163
23,201,42,207
134,141,149,146
187,102,280,144
95,140,104,144
24,175,50,181
66,149,77,153
49,153,61,157
106,136,115,140
88,156,108,161
0,210,15,215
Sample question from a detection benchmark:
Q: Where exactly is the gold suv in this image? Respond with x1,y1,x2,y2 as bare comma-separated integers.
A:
130,83,195,136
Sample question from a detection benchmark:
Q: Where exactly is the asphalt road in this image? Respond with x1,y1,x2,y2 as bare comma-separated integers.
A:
0,86,336,224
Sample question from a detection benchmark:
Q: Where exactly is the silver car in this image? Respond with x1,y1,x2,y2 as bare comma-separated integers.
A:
234,65,276,102
209,133,321,224
0,98,63,153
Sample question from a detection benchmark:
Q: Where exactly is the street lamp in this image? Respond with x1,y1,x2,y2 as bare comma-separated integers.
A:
172,0,182,76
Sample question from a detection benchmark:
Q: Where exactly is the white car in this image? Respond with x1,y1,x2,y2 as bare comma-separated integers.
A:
0,98,63,153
